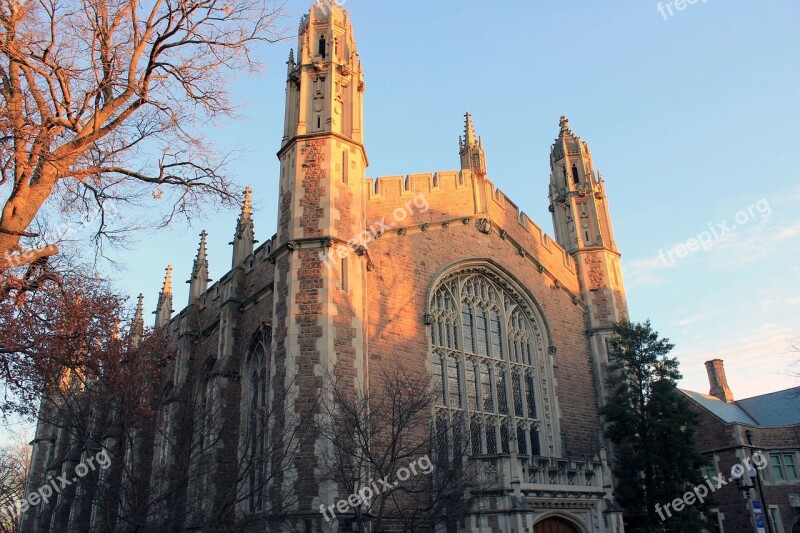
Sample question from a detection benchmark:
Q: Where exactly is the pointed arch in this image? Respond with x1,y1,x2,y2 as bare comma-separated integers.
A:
533,512,587,533
240,324,272,513
426,259,561,459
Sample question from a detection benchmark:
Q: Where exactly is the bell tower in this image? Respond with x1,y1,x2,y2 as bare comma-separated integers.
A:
281,1,365,148
549,116,627,405
271,0,369,521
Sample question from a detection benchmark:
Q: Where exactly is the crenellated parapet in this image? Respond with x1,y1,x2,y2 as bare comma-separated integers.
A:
364,171,578,290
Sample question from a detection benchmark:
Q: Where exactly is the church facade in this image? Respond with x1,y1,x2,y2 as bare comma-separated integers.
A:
23,3,629,532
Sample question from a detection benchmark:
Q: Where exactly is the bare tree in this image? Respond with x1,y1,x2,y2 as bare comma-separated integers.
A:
0,0,287,272
17,307,314,530
320,364,491,533
0,439,30,533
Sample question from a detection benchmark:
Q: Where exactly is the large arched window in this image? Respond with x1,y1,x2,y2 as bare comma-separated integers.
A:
241,326,271,513
429,266,558,460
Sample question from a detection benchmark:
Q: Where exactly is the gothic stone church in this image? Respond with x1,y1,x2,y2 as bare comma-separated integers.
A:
24,3,630,532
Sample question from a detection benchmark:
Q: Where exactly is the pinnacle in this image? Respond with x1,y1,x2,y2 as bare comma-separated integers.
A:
464,112,477,146
162,265,173,295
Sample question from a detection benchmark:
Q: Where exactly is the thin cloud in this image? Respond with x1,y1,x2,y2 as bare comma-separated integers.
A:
673,310,722,326
676,323,798,398
623,216,800,288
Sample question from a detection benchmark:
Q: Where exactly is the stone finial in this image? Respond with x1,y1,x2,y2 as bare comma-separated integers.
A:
232,187,255,268
287,48,295,75
188,231,211,302
705,359,735,403
134,293,144,319
155,265,174,328
559,115,570,134
243,186,252,217
162,265,173,295
463,112,477,148
131,293,145,345
459,113,487,177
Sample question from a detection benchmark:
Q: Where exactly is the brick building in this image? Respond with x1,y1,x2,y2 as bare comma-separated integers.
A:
682,359,800,532
22,2,632,532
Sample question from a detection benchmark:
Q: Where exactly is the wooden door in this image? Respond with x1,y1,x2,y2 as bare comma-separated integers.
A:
533,516,579,533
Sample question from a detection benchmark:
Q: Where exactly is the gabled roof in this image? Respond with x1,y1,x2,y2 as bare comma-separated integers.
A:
680,390,758,425
680,386,800,427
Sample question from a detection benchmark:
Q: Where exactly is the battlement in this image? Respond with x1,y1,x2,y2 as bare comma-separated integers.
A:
365,172,575,274
366,169,471,199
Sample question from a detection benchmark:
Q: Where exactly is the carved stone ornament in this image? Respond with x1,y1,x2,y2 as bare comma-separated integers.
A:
548,345,557,355
420,223,429,232
499,229,508,239
286,241,297,252
476,218,492,235
462,217,471,224
357,80,366,92
423,314,434,325
312,61,323,72
585,254,604,290
397,228,407,236
366,259,375,271
339,63,351,76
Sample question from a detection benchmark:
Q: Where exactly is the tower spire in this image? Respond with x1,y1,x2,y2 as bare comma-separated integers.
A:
549,116,616,252
459,112,487,177
548,116,627,411
281,0,365,146
188,231,211,302
131,293,145,346
154,265,173,328
463,112,477,147
232,187,255,268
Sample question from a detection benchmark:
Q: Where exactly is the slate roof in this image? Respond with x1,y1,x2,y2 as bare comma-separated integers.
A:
737,388,800,426
680,390,758,425
680,386,800,427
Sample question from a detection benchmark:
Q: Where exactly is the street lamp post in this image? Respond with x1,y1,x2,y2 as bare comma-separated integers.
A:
745,429,771,533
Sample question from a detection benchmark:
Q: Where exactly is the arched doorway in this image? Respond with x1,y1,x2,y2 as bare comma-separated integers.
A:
533,516,580,533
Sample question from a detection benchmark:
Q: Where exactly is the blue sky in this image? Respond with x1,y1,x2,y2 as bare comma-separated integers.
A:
103,0,799,400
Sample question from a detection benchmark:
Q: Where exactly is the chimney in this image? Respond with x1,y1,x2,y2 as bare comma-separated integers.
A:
705,359,734,403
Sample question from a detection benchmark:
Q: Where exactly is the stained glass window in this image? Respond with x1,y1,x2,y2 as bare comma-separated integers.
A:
496,367,509,415
476,307,489,356
466,360,479,411
512,370,524,417
447,357,461,408
429,272,552,460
